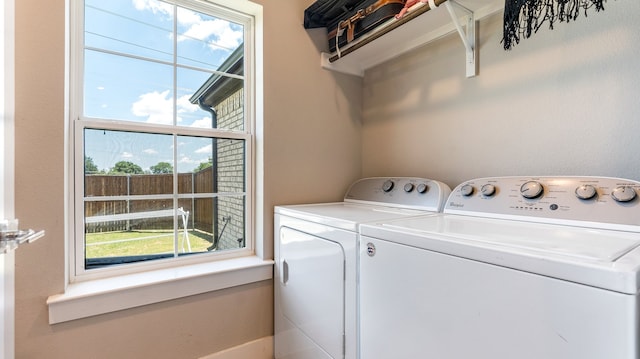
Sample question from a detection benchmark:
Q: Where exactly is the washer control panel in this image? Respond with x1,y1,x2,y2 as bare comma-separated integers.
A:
344,177,452,212
446,176,640,229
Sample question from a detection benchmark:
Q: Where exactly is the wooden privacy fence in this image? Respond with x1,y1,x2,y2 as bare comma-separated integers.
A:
84,168,215,233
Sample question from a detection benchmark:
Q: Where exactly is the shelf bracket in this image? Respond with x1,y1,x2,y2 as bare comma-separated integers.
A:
443,0,476,77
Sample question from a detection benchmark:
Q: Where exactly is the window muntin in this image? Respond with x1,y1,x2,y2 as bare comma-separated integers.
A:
74,0,254,278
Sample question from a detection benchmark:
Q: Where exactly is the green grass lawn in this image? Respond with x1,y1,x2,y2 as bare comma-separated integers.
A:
86,229,213,258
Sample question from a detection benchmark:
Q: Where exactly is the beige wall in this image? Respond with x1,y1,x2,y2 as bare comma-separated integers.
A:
362,1,640,189
13,0,361,358
257,0,363,258
13,0,640,357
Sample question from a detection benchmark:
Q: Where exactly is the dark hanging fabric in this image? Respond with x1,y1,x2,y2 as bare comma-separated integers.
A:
502,0,606,50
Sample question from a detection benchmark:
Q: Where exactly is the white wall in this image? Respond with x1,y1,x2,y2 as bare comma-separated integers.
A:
362,1,640,188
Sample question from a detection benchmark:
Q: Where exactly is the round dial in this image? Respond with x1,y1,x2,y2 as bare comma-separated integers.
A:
575,184,597,200
480,184,496,197
416,183,428,194
520,181,544,199
611,186,637,203
382,180,395,192
404,183,414,193
460,184,475,197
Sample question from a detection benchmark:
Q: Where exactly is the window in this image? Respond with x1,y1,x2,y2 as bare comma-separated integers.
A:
71,0,257,280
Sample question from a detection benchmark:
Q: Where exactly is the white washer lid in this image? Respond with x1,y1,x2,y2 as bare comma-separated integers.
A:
275,202,436,232
385,215,640,262
360,214,640,293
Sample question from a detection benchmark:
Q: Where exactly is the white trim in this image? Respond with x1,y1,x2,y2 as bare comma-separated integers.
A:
47,256,273,324
0,252,15,359
79,117,253,139
85,207,189,223
1,0,14,220
1,0,16,358
199,336,273,359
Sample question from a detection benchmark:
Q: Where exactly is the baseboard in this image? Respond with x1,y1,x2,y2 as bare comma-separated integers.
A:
199,336,273,359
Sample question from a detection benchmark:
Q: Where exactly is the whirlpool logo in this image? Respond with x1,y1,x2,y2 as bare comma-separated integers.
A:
449,202,464,208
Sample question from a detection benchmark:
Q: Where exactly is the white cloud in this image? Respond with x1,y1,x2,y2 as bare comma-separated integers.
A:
179,18,243,50
131,90,173,125
177,94,199,114
133,0,242,52
177,7,201,25
190,117,212,128
131,91,205,126
143,148,158,155
195,144,212,154
132,0,173,19
121,152,134,159
178,156,197,164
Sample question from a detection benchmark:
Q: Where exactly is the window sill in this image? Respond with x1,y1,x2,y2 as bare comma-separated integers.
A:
46,256,274,324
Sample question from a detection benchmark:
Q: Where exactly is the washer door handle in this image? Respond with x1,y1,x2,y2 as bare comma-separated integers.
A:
281,259,289,285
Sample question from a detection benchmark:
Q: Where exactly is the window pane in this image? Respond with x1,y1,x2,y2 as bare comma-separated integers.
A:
183,69,245,131
84,129,174,183
84,200,211,269
177,136,245,192
189,196,245,252
214,196,246,250
176,6,244,71
177,67,219,128
85,0,174,63
178,136,246,252
84,50,174,123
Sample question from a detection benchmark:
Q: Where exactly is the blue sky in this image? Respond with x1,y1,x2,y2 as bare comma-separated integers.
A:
82,0,244,173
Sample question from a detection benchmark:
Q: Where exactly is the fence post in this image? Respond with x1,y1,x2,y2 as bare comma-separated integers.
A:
191,172,194,231
126,174,131,231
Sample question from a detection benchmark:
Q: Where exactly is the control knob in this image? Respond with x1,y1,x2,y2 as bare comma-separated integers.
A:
520,181,544,199
382,180,394,192
575,184,598,200
460,184,475,197
416,183,428,194
611,186,637,203
480,184,496,197
404,183,414,193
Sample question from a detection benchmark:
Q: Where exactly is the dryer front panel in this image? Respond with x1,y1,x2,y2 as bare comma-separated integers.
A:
278,226,345,358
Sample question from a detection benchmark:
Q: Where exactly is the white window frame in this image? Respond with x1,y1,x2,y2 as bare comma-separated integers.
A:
47,0,269,324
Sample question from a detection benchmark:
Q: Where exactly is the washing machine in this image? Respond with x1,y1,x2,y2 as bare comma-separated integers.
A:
274,177,451,359
358,176,640,359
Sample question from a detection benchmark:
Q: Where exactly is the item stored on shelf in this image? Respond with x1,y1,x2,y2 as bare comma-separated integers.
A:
304,0,407,53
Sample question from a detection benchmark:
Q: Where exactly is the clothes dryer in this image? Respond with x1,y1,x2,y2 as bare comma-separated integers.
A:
274,177,451,359
359,176,640,359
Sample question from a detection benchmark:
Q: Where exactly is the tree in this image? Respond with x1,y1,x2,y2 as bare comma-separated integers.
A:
194,157,213,172
150,161,173,174
85,156,99,174
110,161,144,174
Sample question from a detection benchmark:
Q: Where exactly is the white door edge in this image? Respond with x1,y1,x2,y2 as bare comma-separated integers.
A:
1,0,16,357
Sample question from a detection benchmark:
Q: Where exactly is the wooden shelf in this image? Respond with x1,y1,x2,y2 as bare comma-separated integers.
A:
320,0,503,77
